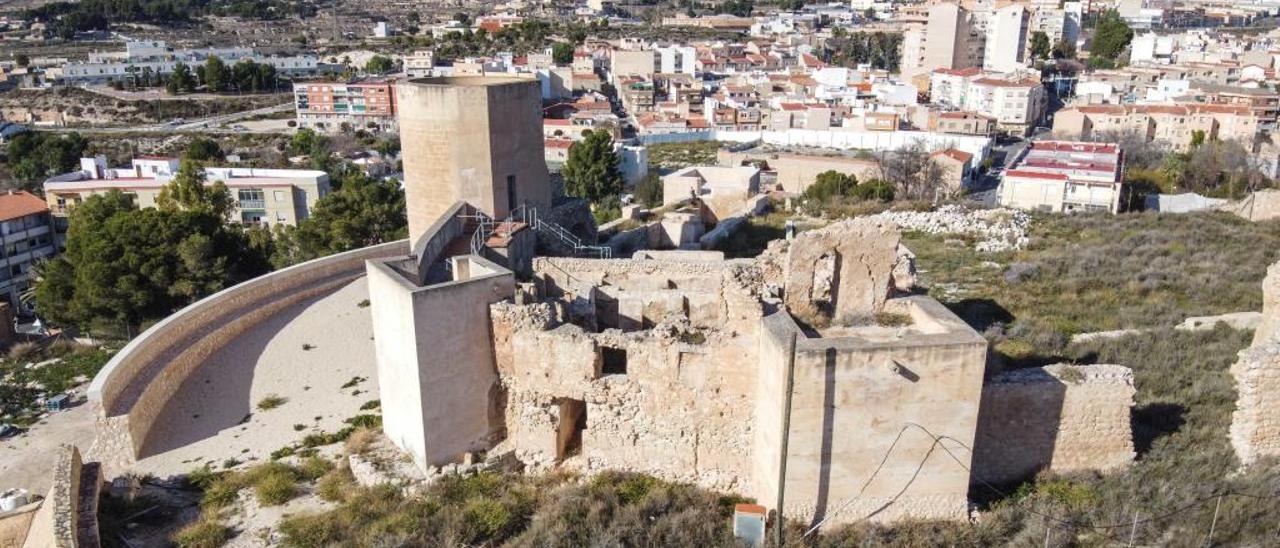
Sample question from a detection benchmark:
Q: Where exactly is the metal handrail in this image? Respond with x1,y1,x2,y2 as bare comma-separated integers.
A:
467,203,612,259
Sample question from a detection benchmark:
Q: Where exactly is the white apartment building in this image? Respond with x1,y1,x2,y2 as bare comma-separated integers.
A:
44,156,330,246
402,50,436,77
656,46,697,75
963,77,1046,133
62,41,320,84
984,5,1029,73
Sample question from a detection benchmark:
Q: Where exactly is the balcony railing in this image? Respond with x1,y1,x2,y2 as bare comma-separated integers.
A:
239,199,267,210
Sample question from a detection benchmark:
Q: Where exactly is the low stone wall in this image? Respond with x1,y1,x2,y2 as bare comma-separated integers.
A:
973,364,1136,485
1230,343,1280,465
87,241,409,470
13,445,95,548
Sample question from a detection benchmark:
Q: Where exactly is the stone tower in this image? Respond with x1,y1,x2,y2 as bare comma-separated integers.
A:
395,77,553,245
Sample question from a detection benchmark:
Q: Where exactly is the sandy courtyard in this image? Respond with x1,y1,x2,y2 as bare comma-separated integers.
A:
134,277,380,478
0,395,96,494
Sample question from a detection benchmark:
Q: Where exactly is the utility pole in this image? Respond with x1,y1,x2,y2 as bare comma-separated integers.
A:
775,331,797,548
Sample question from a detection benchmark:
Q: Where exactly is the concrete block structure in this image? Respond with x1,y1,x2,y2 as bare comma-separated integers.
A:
396,77,553,244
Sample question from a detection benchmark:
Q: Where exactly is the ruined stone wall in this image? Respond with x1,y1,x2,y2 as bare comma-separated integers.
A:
1231,260,1280,466
19,445,91,548
973,364,1136,485
491,319,761,493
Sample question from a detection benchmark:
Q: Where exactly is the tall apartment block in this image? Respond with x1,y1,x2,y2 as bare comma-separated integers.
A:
293,80,399,133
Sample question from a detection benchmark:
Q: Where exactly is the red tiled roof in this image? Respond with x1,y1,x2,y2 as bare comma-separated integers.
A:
932,67,982,77
0,191,49,221
931,148,973,163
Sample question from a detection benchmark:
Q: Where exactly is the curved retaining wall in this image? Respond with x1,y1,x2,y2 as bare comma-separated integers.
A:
87,240,410,470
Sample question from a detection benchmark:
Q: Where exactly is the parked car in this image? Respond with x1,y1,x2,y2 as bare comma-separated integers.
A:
0,424,17,438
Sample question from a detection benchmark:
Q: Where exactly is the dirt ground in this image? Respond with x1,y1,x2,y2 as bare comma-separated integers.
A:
132,278,379,480
0,387,97,494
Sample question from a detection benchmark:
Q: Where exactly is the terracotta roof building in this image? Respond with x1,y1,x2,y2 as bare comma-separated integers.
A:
0,190,56,312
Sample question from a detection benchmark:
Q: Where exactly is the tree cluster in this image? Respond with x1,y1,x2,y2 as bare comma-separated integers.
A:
563,130,625,205
2,132,87,184
876,143,950,201
191,56,279,94
801,170,894,203
1089,10,1133,68
825,31,902,72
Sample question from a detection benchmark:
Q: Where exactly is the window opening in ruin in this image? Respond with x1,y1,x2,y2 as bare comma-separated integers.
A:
556,398,586,461
602,346,628,376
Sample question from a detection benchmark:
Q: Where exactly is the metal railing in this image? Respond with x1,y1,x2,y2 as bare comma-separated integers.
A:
462,204,612,260
513,204,611,259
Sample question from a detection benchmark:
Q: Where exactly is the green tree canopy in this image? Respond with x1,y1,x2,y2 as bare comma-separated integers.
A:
562,130,623,204
1091,10,1133,61
184,137,224,162
201,55,228,92
551,42,574,65
803,170,857,202
270,168,407,267
1029,31,1051,61
33,191,268,332
4,131,87,183
365,55,394,74
167,62,196,95
155,159,235,219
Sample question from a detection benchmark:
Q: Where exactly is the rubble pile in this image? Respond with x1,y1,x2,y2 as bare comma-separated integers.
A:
874,205,1031,253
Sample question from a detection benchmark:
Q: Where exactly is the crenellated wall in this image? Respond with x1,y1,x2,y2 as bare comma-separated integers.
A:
86,241,410,472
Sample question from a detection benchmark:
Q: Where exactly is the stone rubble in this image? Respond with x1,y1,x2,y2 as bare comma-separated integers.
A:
871,205,1031,253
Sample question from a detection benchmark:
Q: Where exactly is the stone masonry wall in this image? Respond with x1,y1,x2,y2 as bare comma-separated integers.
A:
974,364,1136,485
1231,260,1280,466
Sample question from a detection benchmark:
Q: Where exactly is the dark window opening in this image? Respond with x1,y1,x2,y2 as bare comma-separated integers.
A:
555,398,586,462
507,174,518,213
602,346,627,376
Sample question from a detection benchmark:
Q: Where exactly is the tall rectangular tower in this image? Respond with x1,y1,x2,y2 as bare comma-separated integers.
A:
396,77,552,246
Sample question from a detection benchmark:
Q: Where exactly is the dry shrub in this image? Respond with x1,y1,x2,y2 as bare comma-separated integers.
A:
7,341,38,361
344,427,379,455
172,519,230,548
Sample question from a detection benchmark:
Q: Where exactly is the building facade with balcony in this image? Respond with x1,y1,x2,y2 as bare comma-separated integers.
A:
294,79,398,133
0,191,57,312
43,156,330,247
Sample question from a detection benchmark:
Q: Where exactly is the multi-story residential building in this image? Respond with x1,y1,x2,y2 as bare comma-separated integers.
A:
901,4,984,82
293,80,398,133
0,191,56,311
936,111,998,136
998,141,1125,214
61,41,319,84
1052,103,1259,150
43,156,330,246
1189,83,1280,128
402,50,435,77
619,78,656,113
930,67,982,106
962,77,1046,134
984,5,1030,73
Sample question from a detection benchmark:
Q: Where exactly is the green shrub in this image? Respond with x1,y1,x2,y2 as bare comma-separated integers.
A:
256,394,287,410
200,479,240,510
344,414,382,429
297,455,334,481
172,519,230,548
359,399,381,410
252,467,298,506
316,467,356,502
463,498,513,538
